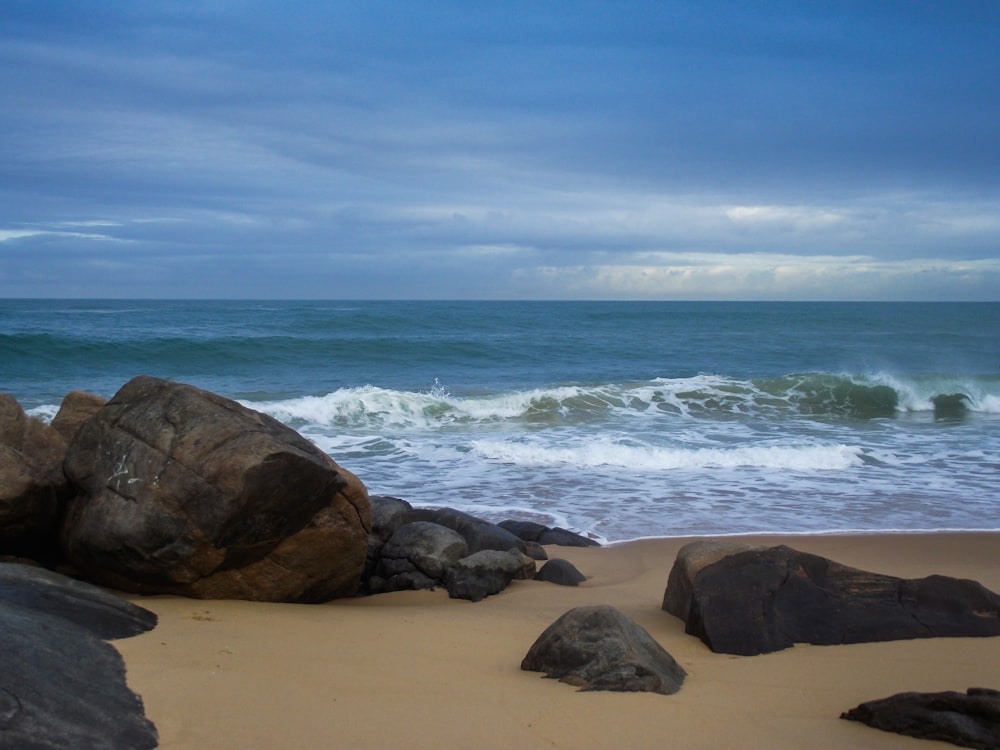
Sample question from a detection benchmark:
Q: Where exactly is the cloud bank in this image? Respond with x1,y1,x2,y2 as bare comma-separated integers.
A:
1,1,998,299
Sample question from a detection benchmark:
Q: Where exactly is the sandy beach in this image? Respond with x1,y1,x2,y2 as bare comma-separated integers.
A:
114,532,1000,749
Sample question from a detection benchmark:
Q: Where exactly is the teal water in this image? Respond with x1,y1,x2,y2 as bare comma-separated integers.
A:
2,300,999,541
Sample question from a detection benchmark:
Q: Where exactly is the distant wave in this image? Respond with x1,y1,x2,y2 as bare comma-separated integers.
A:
244,371,1000,429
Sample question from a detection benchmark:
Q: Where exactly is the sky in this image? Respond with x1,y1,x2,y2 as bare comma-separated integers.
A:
1,1,999,300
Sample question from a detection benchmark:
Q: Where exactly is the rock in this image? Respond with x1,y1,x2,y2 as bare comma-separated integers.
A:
378,521,468,591
664,541,1000,655
841,687,1000,749
0,562,158,749
0,561,157,638
534,558,586,586
403,507,523,553
50,390,107,443
364,495,414,592
500,519,601,547
522,605,686,695
0,394,69,560
538,527,601,547
446,549,531,601
518,539,548,561
61,376,370,602
499,519,548,542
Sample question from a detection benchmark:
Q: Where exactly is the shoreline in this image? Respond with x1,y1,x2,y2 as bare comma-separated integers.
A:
115,531,1000,749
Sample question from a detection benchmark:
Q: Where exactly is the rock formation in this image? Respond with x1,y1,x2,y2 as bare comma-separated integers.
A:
61,376,370,602
664,541,1000,655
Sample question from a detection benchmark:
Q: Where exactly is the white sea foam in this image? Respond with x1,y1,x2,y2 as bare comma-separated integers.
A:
470,437,863,471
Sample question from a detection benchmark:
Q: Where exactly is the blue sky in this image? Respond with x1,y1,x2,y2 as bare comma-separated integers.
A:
1,1,998,300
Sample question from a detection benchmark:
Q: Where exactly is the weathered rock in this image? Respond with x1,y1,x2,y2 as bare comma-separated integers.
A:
0,394,69,559
664,541,1000,655
61,376,370,602
841,687,1000,750
50,390,107,443
378,521,468,591
499,519,548,542
534,558,586,586
446,549,533,601
522,605,686,695
0,562,158,750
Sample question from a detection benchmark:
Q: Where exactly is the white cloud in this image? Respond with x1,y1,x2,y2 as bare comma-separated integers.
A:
523,252,1000,300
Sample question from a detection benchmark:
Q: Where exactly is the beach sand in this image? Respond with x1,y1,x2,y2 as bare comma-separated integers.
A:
114,533,1000,749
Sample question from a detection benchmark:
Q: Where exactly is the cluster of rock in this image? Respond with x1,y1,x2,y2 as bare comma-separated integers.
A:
364,496,592,601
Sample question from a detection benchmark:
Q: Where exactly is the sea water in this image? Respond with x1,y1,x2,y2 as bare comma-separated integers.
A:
2,299,998,542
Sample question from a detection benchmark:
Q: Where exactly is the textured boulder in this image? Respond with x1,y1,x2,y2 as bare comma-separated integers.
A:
534,558,586,586
61,376,370,602
664,541,1000,655
376,521,468,592
522,605,686,695
0,394,69,558
0,562,158,749
842,688,1000,749
446,549,534,601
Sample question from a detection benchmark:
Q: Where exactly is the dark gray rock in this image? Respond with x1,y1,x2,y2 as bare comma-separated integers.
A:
664,541,1000,655
518,539,548,561
537,527,601,547
403,507,523,553
0,563,158,750
379,521,469,590
499,519,548,542
534,558,586,586
0,562,156,639
841,687,1000,749
446,549,532,602
61,376,371,602
501,519,601,547
522,605,686,695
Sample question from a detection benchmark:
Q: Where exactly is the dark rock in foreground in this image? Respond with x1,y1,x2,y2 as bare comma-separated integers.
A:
522,605,686,695
534,558,586,586
841,687,1000,750
61,376,371,602
0,562,158,750
664,541,1000,655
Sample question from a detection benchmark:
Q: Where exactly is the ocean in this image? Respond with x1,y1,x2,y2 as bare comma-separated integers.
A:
2,299,998,543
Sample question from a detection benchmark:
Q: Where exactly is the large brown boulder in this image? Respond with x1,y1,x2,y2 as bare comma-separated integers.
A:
664,541,1000,655
61,376,371,602
50,390,107,444
0,394,68,558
